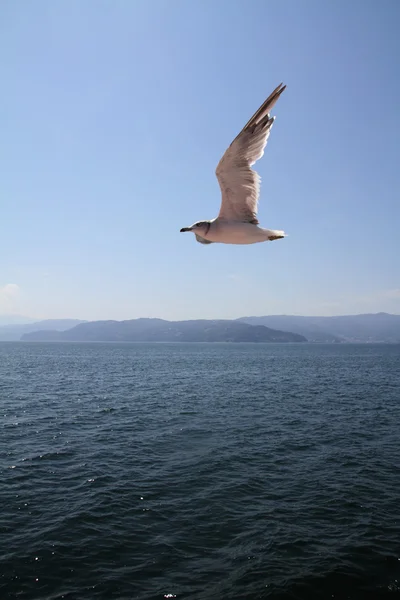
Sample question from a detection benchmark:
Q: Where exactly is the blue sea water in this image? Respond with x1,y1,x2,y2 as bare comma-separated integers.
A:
1,342,400,600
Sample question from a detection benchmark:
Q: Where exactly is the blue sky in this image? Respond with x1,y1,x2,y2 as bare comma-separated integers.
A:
1,0,399,320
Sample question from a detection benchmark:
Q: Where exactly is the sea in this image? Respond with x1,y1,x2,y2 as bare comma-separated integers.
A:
1,342,400,600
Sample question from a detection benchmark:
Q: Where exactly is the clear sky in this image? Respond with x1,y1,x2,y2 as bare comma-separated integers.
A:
1,0,399,321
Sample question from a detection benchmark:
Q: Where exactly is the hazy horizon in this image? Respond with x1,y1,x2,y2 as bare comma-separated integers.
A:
1,310,400,327
2,1,399,321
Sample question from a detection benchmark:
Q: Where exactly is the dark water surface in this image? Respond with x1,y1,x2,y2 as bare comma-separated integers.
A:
1,342,400,600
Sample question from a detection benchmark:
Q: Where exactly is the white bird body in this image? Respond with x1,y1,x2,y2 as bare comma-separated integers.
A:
193,219,284,245
180,83,287,246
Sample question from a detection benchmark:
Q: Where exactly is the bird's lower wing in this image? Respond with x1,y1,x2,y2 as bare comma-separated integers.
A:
215,83,285,223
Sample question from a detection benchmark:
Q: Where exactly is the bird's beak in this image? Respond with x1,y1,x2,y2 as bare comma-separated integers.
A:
180,227,191,232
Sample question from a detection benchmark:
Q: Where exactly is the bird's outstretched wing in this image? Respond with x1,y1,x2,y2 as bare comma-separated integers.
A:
215,83,286,224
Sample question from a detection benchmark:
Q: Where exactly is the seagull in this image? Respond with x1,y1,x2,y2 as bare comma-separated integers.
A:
180,82,286,245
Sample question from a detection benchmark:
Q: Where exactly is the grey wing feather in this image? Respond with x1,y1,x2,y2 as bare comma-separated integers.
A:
215,83,286,223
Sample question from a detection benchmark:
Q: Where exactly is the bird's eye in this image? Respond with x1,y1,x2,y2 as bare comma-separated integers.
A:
196,223,201,227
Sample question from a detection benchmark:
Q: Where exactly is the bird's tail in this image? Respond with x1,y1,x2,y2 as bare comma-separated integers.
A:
264,229,286,241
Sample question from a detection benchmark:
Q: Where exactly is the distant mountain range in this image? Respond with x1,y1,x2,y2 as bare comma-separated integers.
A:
1,313,399,344
0,319,86,341
238,313,400,343
21,318,305,343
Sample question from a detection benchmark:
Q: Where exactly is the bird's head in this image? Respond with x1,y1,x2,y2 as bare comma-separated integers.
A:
180,221,211,236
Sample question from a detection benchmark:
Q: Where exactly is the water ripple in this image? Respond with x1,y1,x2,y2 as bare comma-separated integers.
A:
1,342,400,599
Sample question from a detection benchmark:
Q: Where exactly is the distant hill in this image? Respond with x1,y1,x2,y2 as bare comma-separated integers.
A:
0,319,86,341
238,313,400,343
21,318,306,343
11,313,400,344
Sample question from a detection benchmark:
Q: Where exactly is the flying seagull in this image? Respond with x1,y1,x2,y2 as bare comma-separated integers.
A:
180,82,286,245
